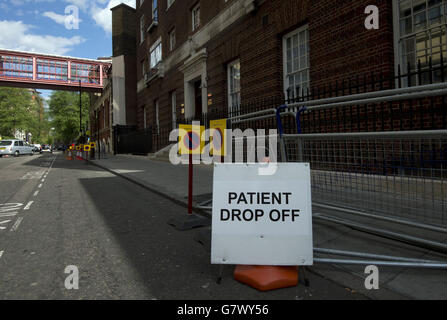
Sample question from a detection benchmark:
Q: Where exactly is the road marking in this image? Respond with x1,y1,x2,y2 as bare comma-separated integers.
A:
0,251,3,259
33,191,39,197
24,201,34,211
0,203,23,213
0,213,17,218
0,207,20,213
10,217,23,232
38,184,43,188
21,171,45,180
0,204,23,218
0,220,12,230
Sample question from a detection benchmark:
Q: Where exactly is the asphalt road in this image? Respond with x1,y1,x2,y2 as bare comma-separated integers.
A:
0,152,366,300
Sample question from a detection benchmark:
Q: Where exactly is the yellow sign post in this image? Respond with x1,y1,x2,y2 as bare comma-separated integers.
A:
178,123,204,215
178,124,205,155
210,119,227,156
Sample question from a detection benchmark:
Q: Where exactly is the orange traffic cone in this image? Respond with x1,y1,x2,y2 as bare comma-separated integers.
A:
66,151,73,160
234,265,298,292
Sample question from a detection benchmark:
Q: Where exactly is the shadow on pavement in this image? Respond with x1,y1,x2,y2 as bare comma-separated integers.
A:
75,170,367,300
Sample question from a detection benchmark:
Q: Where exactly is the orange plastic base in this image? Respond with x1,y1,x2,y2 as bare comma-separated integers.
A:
65,152,73,160
234,265,298,292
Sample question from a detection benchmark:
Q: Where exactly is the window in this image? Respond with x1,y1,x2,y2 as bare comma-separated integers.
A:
192,4,200,31
395,0,447,84
140,15,145,44
167,0,175,9
169,28,176,51
150,38,162,68
152,0,158,22
228,60,241,111
283,25,309,98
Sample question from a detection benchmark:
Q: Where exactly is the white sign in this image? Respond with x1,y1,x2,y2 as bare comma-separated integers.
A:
211,163,313,266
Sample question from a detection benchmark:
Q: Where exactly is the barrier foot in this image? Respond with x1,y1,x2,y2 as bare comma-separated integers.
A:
234,265,298,292
300,266,310,287
216,265,225,285
167,214,210,231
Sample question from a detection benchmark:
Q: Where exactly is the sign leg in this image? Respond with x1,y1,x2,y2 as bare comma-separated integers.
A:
188,152,193,215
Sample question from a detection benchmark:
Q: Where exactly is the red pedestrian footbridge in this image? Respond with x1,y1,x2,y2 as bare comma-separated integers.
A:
0,49,111,92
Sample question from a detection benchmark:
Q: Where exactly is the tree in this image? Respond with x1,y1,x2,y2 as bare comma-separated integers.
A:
0,87,43,140
48,91,89,144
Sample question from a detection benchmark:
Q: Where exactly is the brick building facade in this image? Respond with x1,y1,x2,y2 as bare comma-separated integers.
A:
134,0,446,150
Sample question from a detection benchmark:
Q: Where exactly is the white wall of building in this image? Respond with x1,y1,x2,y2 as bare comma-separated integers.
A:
112,55,127,126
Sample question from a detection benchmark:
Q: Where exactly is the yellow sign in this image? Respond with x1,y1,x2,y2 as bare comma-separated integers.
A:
76,146,80,151
84,145,91,152
210,119,227,156
178,124,205,155
69,146,74,151
90,142,96,148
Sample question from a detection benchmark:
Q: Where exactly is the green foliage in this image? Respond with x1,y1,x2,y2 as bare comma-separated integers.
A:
48,91,89,144
0,87,47,141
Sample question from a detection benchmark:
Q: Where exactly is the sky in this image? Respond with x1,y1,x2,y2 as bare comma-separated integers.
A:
0,0,136,101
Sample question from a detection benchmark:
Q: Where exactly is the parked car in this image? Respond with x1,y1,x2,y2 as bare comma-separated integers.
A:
32,144,42,153
40,145,52,154
0,140,34,157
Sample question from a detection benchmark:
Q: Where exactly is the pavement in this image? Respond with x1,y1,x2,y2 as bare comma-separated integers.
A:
0,152,370,300
88,150,447,300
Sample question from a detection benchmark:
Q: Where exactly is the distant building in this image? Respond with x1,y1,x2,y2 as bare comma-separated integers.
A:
90,3,137,154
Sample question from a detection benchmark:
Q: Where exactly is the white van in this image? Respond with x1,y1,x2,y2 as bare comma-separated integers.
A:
0,140,34,157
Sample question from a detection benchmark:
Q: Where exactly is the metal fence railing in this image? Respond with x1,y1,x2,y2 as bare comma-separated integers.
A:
282,131,447,227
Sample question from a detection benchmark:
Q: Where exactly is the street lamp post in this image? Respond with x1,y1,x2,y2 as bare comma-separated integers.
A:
96,111,100,160
79,80,82,135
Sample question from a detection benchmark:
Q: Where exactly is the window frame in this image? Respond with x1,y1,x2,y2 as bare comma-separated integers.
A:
150,38,162,68
393,0,447,85
227,59,241,112
152,0,158,22
282,24,310,99
169,28,176,51
192,3,200,31
140,14,145,45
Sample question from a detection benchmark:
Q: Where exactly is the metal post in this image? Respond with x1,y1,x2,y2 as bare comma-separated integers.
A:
97,113,100,160
79,80,82,134
188,141,193,215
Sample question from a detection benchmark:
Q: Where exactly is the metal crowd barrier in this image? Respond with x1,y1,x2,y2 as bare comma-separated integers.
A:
197,84,447,268
282,130,447,229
